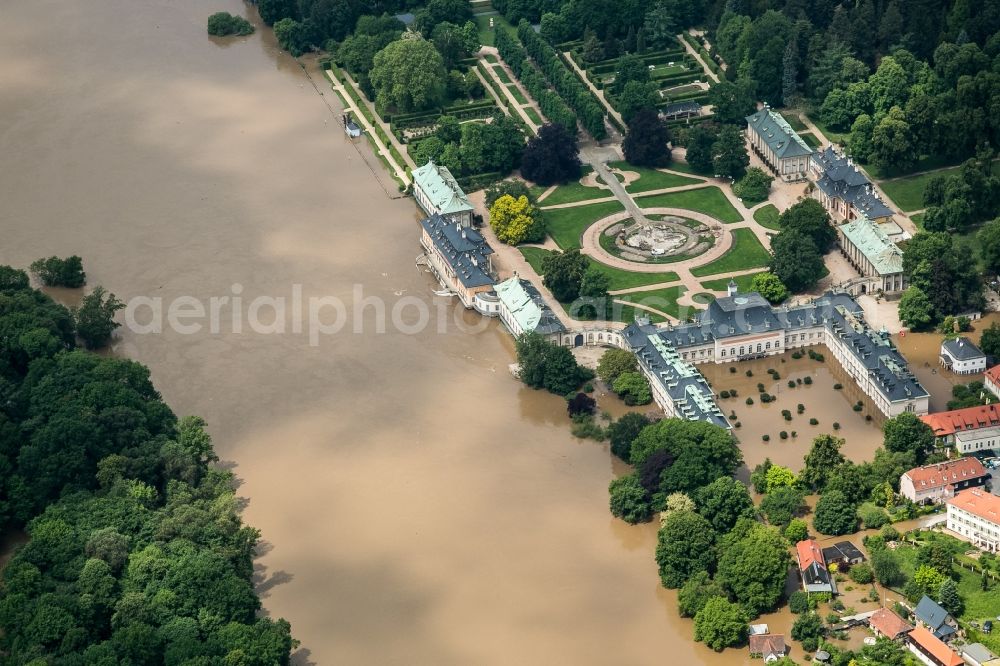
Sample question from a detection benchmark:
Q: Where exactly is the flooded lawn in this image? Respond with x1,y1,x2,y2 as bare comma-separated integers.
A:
701,352,884,472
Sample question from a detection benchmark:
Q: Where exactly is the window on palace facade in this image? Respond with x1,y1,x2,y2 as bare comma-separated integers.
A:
766,342,771,349
757,343,762,352
721,349,726,357
739,346,745,355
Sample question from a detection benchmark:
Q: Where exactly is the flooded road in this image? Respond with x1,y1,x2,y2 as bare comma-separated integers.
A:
0,1,778,663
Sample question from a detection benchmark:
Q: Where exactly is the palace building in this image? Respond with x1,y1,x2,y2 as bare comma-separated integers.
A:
419,214,494,309
835,215,907,294
622,284,928,421
493,276,565,340
412,161,474,227
745,107,813,182
811,146,894,224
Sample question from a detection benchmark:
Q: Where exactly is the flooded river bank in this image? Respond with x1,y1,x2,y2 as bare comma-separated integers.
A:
0,1,771,663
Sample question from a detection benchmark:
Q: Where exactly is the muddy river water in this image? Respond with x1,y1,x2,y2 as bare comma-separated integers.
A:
0,1,956,663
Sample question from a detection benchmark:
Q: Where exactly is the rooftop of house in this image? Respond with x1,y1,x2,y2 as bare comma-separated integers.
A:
821,541,866,563
920,403,1000,437
963,643,998,664
838,215,904,276
654,290,927,405
868,607,913,638
419,214,494,289
903,457,988,492
622,321,729,429
748,634,785,657
908,626,963,666
745,108,813,159
941,336,985,362
412,161,474,216
814,146,894,219
947,488,1000,525
796,539,833,587
914,595,957,640
986,364,1000,386
494,277,565,336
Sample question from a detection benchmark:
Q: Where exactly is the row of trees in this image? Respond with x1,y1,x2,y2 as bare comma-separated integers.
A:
0,265,296,662
684,123,749,179
411,112,525,178
922,151,1000,233
516,21,607,140
495,25,578,132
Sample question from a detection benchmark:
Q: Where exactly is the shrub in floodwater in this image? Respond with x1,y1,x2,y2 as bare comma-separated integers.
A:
792,351,802,359
746,370,753,377
757,383,765,392
809,418,819,425
720,390,730,399
833,422,841,430
584,382,594,393
853,403,863,412
779,431,788,439
734,421,742,428
762,434,770,442
797,404,805,414
772,372,781,380
791,431,797,438
865,415,872,421
788,380,796,389
833,383,843,390
796,378,803,385
803,376,812,385
730,366,737,373
729,389,738,397
746,397,754,405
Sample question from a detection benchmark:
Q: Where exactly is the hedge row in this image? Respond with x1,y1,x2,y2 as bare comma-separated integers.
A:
517,20,606,140
658,90,710,105
654,71,703,86
495,26,577,131
681,33,723,77
586,50,688,74
457,171,504,190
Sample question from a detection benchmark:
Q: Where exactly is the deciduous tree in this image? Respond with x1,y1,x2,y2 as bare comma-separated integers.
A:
370,38,447,113
694,597,749,651
520,123,582,186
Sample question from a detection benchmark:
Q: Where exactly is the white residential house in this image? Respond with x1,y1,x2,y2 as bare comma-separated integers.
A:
946,488,1000,552
899,458,990,504
940,337,986,375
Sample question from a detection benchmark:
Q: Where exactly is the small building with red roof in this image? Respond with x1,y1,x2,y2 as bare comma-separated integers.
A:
906,625,963,666
899,458,989,504
868,607,913,641
946,488,1000,552
748,634,786,662
984,364,1000,399
795,539,835,594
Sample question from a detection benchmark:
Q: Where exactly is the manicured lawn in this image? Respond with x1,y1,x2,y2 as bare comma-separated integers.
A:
518,247,679,291
544,199,624,249
779,111,807,132
692,292,714,304
809,115,849,145
877,163,1000,212
700,272,764,292
910,212,925,230
663,160,708,176
753,204,781,231
534,168,615,207
523,107,542,125
614,285,691,319
493,64,512,84
612,304,668,324
635,186,744,224
691,228,771,277
799,131,821,148
507,83,528,105
607,160,702,193
474,14,516,47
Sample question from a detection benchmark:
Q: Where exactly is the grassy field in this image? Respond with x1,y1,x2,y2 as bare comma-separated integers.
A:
545,197,624,250
606,160,702,193
753,204,781,230
662,160,709,176
474,13,516,47
799,132,821,148
534,168,616,207
910,212,925,229
518,247,679,291
614,285,692,319
507,84,528,105
700,272,764,292
493,64,512,84
524,107,542,124
635,186,743,223
691,229,771,277
780,111,807,132
879,162,1000,212
809,116,849,145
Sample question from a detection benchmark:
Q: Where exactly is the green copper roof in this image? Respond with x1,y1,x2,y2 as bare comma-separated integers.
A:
412,160,473,215
495,277,564,335
838,215,904,276
745,108,813,159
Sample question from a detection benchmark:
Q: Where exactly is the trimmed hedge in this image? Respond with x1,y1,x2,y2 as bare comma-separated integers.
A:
495,26,577,131
517,20,606,140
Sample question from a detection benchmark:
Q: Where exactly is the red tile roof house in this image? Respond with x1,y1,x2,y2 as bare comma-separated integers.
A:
906,625,963,666
985,365,1000,399
868,607,913,641
920,404,1000,451
946,488,1000,553
748,634,786,662
795,539,836,594
899,458,989,505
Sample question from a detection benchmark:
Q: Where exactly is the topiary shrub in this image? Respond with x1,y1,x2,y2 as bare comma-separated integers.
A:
746,370,753,377
788,380,796,388
746,397,754,405
803,376,812,385
720,390,730,399
808,418,818,425
762,434,770,442
779,431,788,439
833,383,843,390
832,422,841,430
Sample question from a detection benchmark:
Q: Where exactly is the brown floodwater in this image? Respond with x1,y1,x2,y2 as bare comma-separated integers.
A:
0,1,786,663
701,353,884,473
893,313,1000,412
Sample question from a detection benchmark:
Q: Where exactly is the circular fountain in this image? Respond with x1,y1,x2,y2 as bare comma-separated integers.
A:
605,215,714,262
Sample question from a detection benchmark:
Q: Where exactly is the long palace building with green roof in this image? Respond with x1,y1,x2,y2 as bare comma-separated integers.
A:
745,106,813,182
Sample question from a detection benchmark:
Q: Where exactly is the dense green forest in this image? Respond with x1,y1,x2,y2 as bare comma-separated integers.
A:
0,266,294,664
